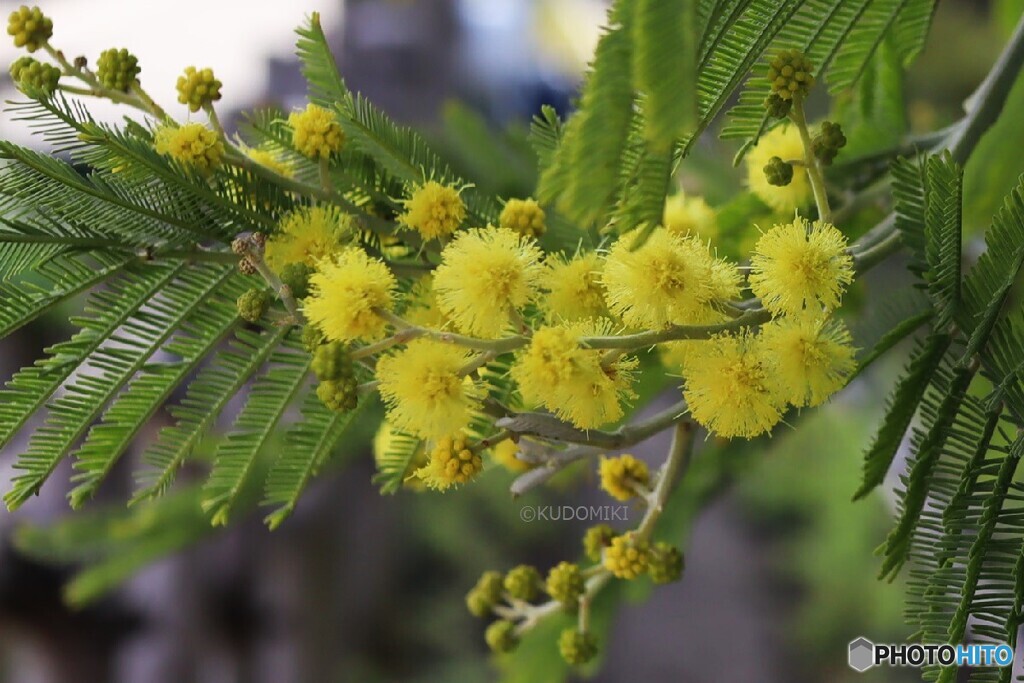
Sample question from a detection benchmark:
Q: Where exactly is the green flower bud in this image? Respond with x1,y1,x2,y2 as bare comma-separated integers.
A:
558,628,598,666
503,565,541,602
7,6,52,52
485,620,519,654
9,55,59,94
648,542,684,584
583,524,615,562
96,48,140,92
812,120,847,166
279,262,313,300
763,156,794,187
545,561,584,610
236,288,270,323
311,341,354,382
763,93,792,119
316,377,358,413
176,66,222,113
466,570,504,617
766,49,815,101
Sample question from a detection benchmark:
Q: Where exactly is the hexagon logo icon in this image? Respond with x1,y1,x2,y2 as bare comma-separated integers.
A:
849,637,875,672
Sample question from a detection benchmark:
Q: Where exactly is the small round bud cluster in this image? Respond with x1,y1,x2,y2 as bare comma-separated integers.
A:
311,341,353,382
603,533,650,580
153,123,223,174
236,288,270,323
763,93,792,119
423,436,482,489
176,66,222,112
7,6,52,52
314,344,358,413
279,262,313,300
499,198,546,239
237,257,258,276
558,628,597,666
288,103,344,159
9,56,59,93
598,454,650,501
812,120,847,166
503,565,541,602
545,561,584,610
301,324,326,352
648,542,684,584
96,48,140,92
316,377,358,413
767,49,815,101
763,156,794,187
583,524,615,562
485,620,519,654
466,570,504,618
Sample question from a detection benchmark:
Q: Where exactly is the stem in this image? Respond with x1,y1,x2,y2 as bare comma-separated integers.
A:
636,422,695,541
319,156,334,194
852,230,903,272
132,83,169,120
204,103,226,139
789,96,832,222
581,309,772,350
947,13,1024,164
376,310,527,353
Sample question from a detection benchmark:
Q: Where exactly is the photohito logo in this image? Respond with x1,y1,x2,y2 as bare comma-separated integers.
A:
848,637,1013,672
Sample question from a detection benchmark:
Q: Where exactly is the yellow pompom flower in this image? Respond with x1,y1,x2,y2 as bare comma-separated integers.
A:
603,230,737,329
749,216,854,316
542,252,606,322
491,438,532,473
760,314,857,407
265,205,351,272
153,123,223,174
304,247,397,342
415,434,483,491
599,454,650,501
499,198,546,239
376,339,478,440
398,180,466,240
511,319,636,429
288,103,344,159
433,227,544,338
243,145,293,179
663,193,718,241
746,124,811,213
683,330,786,439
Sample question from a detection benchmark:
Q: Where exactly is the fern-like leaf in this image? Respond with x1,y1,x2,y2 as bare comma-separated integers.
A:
202,333,310,526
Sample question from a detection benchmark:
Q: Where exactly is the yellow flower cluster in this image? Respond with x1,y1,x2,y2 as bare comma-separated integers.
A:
376,339,477,440
499,198,546,239
304,247,396,342
598,454,649,501
265,205,351,273
433,227,544,337
511,320,636,429
603,229,740,329
398,180,466,240
663,193,717,241
288,103,344,159
153,123,223,174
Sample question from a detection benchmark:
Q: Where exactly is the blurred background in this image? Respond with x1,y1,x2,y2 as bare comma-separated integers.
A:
1,0,1024,681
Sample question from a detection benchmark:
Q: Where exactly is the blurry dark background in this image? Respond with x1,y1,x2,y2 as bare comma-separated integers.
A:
1,0,1023,681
